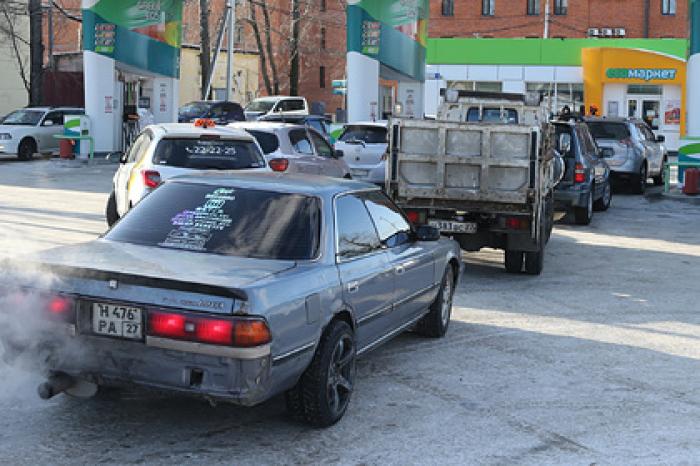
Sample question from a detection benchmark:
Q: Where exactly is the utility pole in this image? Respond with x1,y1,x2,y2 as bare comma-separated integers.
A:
543,0,550,39
199,0,211,100
28,0,43,105
47,2,54,70
225,0,235,102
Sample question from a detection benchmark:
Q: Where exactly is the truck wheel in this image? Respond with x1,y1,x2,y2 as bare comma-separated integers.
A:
524,248,544,275
285,320,356,427
633,164,647,194
17,138,36,161
573,190,593,225
105,191,119,227
593,180,612,211
504,250,524,273
416,265,454,338
545,194,554,243
652,158,666,186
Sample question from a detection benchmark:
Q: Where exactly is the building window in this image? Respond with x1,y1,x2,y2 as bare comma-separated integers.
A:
442,0,454,16
661,0,676,15
320,0,326,11
526,82,583,115
554,0,567,15
447,81,503,93
527,0,540,15
319,66,326,88
321,27,326,50
482,0,495,16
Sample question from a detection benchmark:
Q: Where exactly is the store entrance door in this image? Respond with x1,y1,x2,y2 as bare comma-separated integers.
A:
627,96,661,130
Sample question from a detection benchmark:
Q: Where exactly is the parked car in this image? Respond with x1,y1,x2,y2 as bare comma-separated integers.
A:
178,101,245,124
584,117,667,193
12,172,462,427
257,113,332,141
244,96,309,121
229,121,351,178
334,121,388,185
106,122,269,226
0,106,84,160
552,119,612,225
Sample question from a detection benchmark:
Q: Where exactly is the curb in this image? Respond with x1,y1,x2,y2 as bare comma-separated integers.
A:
645,190,700,205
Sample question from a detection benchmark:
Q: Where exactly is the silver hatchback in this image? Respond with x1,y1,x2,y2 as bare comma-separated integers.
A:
585,117,668,194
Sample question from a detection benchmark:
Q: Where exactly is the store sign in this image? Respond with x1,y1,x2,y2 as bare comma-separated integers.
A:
82,0,184,78
606,68,678,81
347,0,429,81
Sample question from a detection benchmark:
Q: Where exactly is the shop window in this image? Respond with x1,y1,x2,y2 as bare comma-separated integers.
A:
627,85,662,95
447,81,503,93
555,83,583,113
527,0,540,15
442,0,454,16
482,0,495,16
662,0,676,15
554,0,567,15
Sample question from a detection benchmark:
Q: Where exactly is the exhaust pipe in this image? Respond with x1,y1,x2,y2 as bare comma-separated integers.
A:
37,372,75,400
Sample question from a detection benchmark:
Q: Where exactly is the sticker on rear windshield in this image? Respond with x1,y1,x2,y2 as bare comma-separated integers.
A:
159,188,235,251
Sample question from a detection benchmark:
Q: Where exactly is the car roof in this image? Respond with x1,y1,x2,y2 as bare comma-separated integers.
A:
583,117,642,124
168,171,378,196
228,121,304,132
148,123,255,141
343,121,388,127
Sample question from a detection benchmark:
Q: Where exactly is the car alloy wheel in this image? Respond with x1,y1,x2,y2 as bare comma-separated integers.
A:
326,333,355,418
440,271,453,328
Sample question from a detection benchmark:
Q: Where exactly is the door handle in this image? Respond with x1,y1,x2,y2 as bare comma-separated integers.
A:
347,281,359,294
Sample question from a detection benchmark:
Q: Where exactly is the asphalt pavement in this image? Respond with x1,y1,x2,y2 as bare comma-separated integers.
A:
0,159,699,465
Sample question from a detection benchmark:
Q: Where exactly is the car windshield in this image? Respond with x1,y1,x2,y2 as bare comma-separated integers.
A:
246,100,276,112
152,138,266,169
105,183,321,260
586,122,631,140
339,126,387,144
179,102,209,118
2,110,44,126
244,130,280,155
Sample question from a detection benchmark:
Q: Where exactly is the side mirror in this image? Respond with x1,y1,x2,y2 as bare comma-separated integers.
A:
119,153,128,164
42,120,55,127
415,225,440,242
656,135,666,143
600,147,615,158
334,149,344,158
558,133,572,155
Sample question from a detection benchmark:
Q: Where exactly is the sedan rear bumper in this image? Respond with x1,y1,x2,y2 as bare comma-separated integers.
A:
48,330,274,406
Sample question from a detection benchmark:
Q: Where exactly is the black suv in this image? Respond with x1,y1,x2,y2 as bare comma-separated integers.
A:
178,101,245,124
552,120,612,225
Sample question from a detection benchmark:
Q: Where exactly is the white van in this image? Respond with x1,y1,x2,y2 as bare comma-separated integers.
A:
244,96,309,121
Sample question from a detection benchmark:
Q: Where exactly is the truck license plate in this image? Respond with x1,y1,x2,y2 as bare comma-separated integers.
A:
92,302,143,340
429,220,477,234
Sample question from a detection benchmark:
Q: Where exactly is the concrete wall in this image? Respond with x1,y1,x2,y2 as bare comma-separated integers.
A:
0,14,29,116
178,48,259,106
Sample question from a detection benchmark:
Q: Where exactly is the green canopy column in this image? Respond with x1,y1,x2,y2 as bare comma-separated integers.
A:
679,0,700,182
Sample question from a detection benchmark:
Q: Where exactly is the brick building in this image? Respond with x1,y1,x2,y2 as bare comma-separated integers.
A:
430,0,687,38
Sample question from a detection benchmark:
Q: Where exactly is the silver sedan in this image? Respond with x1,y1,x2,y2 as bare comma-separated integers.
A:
229,121,351,178
4,173,462,427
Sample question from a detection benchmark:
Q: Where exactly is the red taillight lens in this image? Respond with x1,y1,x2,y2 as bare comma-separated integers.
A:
505,217,529,230
141,169,161,188
47,294,76,323
269,158,289,172
574,163,586,184
147,311,270,347
405,210,420,224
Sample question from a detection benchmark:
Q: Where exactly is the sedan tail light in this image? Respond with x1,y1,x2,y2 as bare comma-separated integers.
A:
574,163,586,184
148,310,271,347
269,158,289,172
141,169,161,188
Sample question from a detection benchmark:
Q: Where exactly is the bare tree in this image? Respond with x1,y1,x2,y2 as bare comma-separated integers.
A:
0,1,30,96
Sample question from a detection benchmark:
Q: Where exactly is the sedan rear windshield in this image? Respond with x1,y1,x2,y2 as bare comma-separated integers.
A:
339,126,387,144
244,130,280,155
586,122,630,140
106,183,321,260
152,138,266,169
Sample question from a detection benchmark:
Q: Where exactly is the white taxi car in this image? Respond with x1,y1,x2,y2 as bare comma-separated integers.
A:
106,120,269,226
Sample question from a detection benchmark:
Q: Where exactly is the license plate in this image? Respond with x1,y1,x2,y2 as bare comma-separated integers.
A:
351,169,369,177
429,220,477,234
92,302,143,340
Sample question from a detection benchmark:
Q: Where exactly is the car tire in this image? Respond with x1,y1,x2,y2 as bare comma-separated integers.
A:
633,163,647,194
573,189,593,225
285,320,356,427
504,250,524,273
416,265,455,338
593,180,612,211
653,158,666,186
17,138,36,161
106,191,119,227
544,193,554,243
